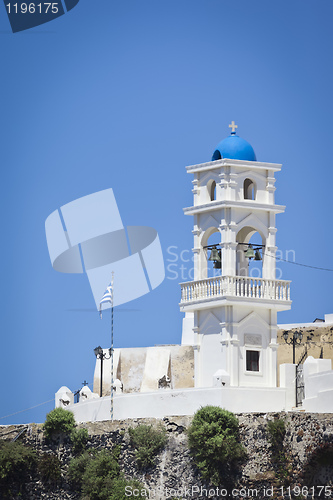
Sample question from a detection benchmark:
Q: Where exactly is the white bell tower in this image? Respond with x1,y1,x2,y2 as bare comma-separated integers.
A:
180,123,292,389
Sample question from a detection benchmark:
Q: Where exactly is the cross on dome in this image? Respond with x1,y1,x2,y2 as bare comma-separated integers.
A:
212,123,256,161
229,121,238,134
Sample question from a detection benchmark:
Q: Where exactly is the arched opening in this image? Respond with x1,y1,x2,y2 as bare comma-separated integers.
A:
236,226,264,278
244,178,256,200
207,179,216,201
201,228,221,278
212,150,221,161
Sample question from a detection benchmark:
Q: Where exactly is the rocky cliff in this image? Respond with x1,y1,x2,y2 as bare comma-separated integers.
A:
1,412,333,499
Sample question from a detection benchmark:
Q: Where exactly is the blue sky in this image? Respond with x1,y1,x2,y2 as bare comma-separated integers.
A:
1,0,332,424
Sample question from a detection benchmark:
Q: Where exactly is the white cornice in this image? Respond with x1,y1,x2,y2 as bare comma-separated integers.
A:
186,158,282,174
183,200,286,216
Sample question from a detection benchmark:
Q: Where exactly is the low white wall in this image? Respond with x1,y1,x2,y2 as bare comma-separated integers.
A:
305,370,333,399
302,371,333,413
181,312,195,345
69,386,287,423
141,347,170,392
303,357,331,382
303,387,333,413
302,357,333,413
279,363,296,409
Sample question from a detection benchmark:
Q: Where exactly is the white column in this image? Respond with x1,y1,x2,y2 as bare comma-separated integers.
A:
268,343,278,387
268,310,278,387
192,173,199,205
220,208,237,276
236,242,248,276
229,170,237,201
263,220,277,280
219,166,229,201
192,215,201,280
230,339,240,386
197,228,207,280
266,170,276,205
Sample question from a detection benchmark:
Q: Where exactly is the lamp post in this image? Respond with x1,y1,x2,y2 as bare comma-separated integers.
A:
283,330,303,364
94,346,111,397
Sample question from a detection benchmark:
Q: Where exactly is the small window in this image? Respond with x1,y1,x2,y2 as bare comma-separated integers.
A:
246,350,259,372
207,180,216,201
210,181,216,201
244,178,256,200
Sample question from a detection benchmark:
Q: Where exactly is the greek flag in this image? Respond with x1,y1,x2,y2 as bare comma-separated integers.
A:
99,284,113,319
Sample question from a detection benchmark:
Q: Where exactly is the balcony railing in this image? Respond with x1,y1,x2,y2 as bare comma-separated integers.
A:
180,275,291,304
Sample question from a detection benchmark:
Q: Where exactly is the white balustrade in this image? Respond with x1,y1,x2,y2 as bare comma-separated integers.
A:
180,276,291,304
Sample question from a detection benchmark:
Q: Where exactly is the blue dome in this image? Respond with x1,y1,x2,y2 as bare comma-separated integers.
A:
212,133,256,162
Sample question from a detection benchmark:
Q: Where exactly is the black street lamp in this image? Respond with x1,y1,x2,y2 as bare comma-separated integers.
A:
283,330,303,364
94,346,111,397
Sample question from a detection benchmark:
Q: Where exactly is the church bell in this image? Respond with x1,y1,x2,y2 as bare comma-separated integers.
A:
254,249,262,261
208,247,221,268
208,247,220,261
244,245,255,259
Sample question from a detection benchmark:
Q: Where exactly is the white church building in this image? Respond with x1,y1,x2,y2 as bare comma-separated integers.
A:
56,124,333,421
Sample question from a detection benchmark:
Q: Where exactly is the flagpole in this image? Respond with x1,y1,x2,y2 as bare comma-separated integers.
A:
110,271,114,421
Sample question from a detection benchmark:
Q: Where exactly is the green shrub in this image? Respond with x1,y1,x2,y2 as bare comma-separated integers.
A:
267,418,290,481
0,441,37,496
43,407,76,439
109,477,148,499
67,450,94,488
70,427,89,454
187,406,246,486
128,424,167,469
68,447,147,499
81,448,120,500
37,453,62,486
267,418,286,446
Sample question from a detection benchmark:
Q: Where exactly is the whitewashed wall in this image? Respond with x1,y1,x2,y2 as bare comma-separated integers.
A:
69,386,287,423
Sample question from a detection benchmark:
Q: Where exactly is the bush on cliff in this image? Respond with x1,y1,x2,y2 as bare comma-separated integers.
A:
267,418,286,446
37,452,62,486
128,424,167,469
267,418,290,480
0,440,37,497
67,450,93,488
43,407,76,440
70,427,89,454
187,405,246,486
68,447,147,499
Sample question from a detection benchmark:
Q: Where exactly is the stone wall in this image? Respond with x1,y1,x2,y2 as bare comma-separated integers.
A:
93,345,194,396
1,412,333,500
277,325,333,383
